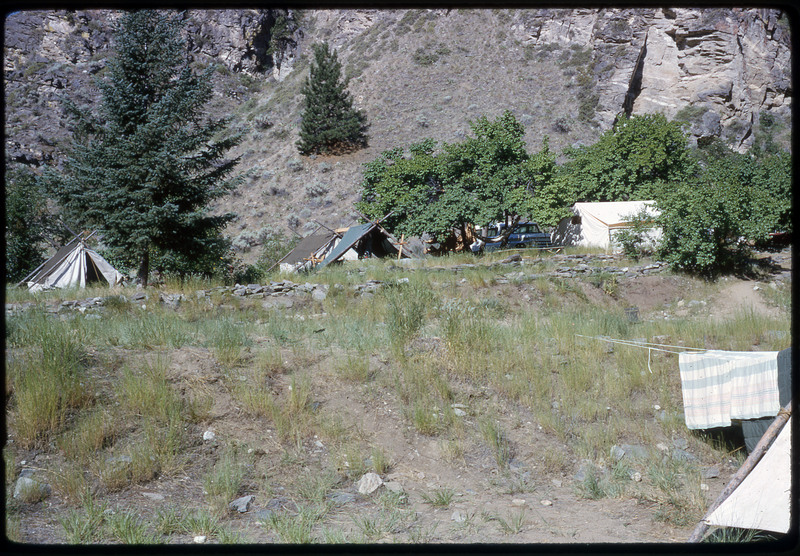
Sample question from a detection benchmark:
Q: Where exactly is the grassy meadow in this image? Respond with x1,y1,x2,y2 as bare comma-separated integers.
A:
4,248,792,543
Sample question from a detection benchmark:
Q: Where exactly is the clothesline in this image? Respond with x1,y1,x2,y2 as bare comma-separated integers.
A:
574,334,706,355
575,334,707,374
575,335,778,375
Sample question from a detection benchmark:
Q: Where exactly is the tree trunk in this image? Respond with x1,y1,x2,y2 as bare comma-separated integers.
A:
137,249,149,288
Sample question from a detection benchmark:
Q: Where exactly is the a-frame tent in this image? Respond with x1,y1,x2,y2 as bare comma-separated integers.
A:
317,221,414,269
272,226,339,273
21,233,124,292
689,402,793,541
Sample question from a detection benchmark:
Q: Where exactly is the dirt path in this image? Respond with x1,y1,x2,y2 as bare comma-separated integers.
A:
709,280,783,321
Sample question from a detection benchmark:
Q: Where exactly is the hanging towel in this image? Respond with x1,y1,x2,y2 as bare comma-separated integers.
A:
678,350,779,429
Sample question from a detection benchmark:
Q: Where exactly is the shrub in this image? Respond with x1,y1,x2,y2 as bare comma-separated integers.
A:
615,207,659,261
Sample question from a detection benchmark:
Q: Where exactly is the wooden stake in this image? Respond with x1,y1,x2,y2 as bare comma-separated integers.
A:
396,234,407,260
687,401,792,542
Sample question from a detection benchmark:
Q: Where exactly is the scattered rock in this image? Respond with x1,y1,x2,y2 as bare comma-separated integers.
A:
384,481,404,494
511,498,526,507
203,430,216,441
141,492,165,501
629,471,642,482
356,472,383,495
328,492,357,506
540,499,553,506
702,466,720,479
452,510,467,522
253,509,274,521
266,496,295,512
610,445,626,462
700,483,710,491
672,437,688,450
14,477,50,502
230,494,254,513
193,535,207,543
311,288,327,301
671,448,697,462
453,408,467,417
619,444,649,460
573,460,596,482
505,253,522,263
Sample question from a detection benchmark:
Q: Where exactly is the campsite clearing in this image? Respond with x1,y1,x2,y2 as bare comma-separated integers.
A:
4,247,791,544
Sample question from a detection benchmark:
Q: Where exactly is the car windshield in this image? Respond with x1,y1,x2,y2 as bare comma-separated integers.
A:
514,223,541,234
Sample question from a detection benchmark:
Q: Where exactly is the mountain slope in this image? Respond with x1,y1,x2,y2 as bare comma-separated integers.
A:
4,8,791,262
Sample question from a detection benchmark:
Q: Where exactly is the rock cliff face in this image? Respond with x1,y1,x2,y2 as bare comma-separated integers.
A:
4,9,300,165
513,8,791,149
4,8,791,166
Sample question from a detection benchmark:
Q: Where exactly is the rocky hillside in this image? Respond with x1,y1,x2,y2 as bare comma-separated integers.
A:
4,8,792,260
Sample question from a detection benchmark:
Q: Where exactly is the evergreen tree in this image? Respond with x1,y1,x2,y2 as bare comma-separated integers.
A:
45,10,242,286
297,42,368,155
5,165,51,282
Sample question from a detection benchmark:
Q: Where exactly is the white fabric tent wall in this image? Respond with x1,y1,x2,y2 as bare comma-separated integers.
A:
551,201,661,252
705,416,791,534
28,244,123,292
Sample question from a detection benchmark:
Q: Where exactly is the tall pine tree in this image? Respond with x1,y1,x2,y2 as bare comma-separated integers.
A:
46,10,242,286
297,42,368,155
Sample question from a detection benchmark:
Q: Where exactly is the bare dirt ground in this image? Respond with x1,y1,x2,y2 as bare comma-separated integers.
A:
7,249,791,546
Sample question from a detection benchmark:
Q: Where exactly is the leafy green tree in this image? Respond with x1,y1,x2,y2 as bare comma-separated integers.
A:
5,166,52,282
656,179,750,275
357,111,557,245
562,113,696,202
655,143,791,275
45,10,242,286
296,42,369,155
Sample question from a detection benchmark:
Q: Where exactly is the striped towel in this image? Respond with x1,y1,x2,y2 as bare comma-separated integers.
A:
678,350,779,429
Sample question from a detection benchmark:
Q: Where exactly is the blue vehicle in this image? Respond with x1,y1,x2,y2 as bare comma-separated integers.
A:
479,221,552,251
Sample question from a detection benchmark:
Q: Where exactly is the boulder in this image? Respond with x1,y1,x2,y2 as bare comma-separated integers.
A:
356,472,383,495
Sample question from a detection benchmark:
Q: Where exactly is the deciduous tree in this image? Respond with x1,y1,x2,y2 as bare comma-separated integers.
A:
562,113,696,202
357,111,557,246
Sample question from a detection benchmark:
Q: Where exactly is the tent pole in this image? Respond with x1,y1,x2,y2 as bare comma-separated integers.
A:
312,220,342,237
687,401,792,542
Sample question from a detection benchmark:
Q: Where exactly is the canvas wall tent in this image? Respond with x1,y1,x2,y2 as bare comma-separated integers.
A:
22,234,124,292
317,222,413,269
551,201,661,252
274,227,339,273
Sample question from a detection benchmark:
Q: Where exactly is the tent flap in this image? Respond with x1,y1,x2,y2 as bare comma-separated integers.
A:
705,417,792,534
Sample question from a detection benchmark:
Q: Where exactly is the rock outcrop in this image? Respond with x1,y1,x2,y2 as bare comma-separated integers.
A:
511,8,791,150
4,8,790,168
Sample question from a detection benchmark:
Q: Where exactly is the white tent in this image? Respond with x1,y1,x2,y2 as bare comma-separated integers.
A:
24,235,124,292
551,201,661,252
705,416,792,534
